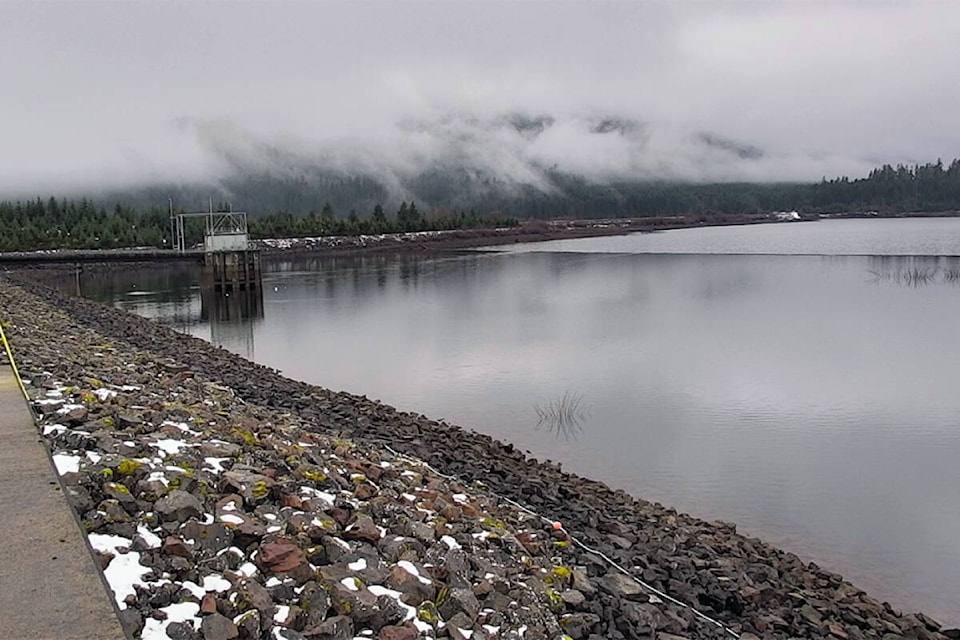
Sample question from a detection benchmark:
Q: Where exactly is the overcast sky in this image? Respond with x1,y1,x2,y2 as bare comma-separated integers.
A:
2,1,959,192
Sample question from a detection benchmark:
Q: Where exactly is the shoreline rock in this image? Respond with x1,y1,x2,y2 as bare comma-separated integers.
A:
0,272,955,639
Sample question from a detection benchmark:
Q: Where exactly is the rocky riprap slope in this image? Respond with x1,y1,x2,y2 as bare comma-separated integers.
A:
0,272,955,640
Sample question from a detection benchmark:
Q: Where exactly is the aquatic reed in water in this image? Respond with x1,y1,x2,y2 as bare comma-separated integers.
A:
942,265,960,283
868,267,938,286
533,391,590,440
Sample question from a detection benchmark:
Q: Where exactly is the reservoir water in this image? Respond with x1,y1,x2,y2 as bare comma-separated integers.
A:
79,218,960,623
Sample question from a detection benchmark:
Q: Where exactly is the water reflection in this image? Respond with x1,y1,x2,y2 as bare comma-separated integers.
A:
69,265,264,360
533,391,590,441
200,287,263,359
866,255,960,286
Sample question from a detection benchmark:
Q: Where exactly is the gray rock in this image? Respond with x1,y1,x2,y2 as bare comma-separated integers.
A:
303,614,354,640
607,534,634,550
443,549,473,588
236,578,274,617
65,485,95,513
155,490,203,523
560,613,600,640
165,620,198,640
405,520,435,544
221,469,275,506
622,602,663,635
437,587,480,623
377,535,424,563
483,591,514,612
571,568,596,595
373,594,408,629
179,521,233,554
602,571,645,601
102,482,138,510
200,613,238,640
115,413,142,429
117,607,143,636
444,612,487,640
232,610,260,639
329,582,380,626
445,613,477,640
560,589,586,608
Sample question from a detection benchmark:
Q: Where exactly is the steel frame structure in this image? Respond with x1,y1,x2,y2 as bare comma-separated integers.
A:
169,210,249,253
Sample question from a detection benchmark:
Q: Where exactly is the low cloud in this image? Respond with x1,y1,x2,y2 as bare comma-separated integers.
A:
1,2,957,195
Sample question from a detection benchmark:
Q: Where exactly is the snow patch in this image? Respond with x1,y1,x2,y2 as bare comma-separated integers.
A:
140,602,200,639
152,438,192,456
56,403,85,414
52,453,81,474
94,388,118,401
136,525,162,548
397,561,432,584
203,574,231,592
440,535,462,550
299,485,336,507
203,457,231,474
88,534,150,608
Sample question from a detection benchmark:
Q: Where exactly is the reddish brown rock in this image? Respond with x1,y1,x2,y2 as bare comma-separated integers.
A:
354,483,377,501
201,593,218,614
257,541,306,573
343,514,382,543
162,535,193,559
280,493,303,509
379,625,419,640
330,507,351,528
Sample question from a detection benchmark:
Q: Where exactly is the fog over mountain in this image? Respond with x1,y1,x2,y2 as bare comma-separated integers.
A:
2,2,959,206
185,111,864,185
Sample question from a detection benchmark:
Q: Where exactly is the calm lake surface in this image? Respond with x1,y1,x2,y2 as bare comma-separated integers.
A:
80,218,960,623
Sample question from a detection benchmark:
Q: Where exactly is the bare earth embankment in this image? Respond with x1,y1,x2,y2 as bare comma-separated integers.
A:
253,216,784,256
0,271,955,640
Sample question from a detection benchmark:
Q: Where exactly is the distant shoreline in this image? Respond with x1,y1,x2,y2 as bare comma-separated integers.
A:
4,211,960,266
255,213,790,258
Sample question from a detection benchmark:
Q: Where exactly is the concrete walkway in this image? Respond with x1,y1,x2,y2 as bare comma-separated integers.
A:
0,366,127,639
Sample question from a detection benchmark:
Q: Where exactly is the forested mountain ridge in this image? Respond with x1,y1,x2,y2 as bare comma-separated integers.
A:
35,157,960,220
2,158,959,251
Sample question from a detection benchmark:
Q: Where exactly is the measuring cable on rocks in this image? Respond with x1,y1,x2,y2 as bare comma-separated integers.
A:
383,445,740,638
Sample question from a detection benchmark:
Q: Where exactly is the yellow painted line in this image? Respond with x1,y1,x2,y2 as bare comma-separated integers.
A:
0,321,31,402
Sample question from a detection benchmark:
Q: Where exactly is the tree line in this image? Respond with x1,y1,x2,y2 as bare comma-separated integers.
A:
481,159,960,219
0,199,516,252
3,158,960,251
